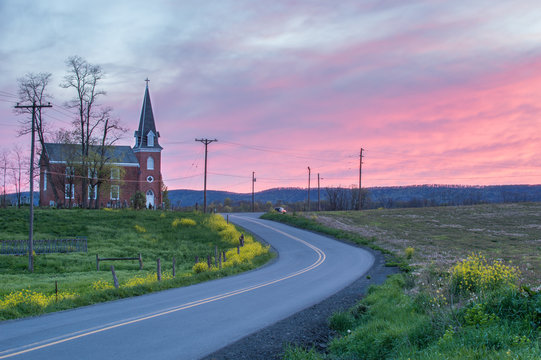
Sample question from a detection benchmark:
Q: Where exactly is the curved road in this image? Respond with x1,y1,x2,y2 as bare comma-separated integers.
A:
0,213,374,360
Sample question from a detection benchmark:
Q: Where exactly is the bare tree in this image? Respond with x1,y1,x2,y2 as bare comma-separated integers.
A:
60,56,106,208
16,73,52,144
88,108,126,209
16,72,62,205
10,145,28,208
0,149,9,207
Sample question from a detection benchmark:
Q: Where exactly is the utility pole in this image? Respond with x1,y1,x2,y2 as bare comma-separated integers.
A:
252,171,256,212
195,138,217,213
359,147,364,211
307,166,311,211
317,173,321,211
15,101,52,272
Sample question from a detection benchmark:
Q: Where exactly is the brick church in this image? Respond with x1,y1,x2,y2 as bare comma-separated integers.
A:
39,82,163,208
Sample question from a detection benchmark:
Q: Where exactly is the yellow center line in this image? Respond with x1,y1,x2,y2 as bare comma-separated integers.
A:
0,216,326,359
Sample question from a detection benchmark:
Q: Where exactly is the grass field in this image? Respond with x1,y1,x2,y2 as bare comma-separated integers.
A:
264,203,540,359
0,208,273,320
312,202,540,285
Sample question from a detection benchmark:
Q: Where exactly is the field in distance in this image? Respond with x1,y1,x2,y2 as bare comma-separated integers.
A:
313,202,540,285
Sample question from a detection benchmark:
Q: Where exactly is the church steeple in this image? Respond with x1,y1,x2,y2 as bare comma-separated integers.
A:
134,80,162,151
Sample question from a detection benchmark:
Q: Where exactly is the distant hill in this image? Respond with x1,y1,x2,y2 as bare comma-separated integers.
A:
167,187,318,207
367,184,541,208
6,184,541,208
168,184,541,208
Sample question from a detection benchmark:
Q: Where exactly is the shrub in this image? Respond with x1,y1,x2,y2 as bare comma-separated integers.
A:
450,253,521,294
192,262,208,274
131,191,146,210
405,247,414,259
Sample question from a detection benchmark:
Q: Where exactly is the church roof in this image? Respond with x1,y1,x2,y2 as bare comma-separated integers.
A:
134,82,162,150
43,143,139,166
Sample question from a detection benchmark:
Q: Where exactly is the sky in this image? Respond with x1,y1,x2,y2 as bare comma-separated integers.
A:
1,0,540,194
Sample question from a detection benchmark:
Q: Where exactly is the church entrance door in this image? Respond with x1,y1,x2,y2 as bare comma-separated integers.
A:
146,189,155,209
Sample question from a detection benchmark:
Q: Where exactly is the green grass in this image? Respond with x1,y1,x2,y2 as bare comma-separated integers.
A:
265,205,541,360
284,275,540,360
0,208,273,320
310,203,541,285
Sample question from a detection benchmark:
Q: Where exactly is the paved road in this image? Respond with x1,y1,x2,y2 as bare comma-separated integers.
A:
0,213,374,360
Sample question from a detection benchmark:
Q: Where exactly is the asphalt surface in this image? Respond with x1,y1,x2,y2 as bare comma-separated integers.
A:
0,213,375,360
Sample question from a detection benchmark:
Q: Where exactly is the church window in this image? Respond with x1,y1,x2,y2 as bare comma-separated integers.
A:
147,131,155,147
110,185,120,200
88,185,97,200
65,184,74,199
65,167,75,179
44,170,47,191
147,156,154,170
111,168,120,180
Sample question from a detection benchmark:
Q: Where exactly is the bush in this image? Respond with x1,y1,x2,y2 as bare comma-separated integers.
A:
450,253,520,294
130,191,146,210
192,262,208,274
405,247,414,259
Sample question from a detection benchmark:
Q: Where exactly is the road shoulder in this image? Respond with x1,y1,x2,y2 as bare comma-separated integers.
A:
203,246,399,360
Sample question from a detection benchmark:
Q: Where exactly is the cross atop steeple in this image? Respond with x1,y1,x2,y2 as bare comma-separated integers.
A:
133,81,162,151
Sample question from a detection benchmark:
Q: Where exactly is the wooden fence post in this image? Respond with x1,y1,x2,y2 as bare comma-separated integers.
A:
111,266,119,289
96,254,100,271
138,253,143,270
157,258,161,281
172,256,176,277
207,255,211,269
237,245,240,254
219,253,222,269
223,251,226,262
214,246,218,267
195,255,199,264
55,281,58,302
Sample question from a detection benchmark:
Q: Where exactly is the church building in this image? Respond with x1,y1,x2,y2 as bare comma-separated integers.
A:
39,82,163,208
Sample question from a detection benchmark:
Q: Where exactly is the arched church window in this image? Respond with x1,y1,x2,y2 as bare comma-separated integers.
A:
147,156,154,170
147,131,155,147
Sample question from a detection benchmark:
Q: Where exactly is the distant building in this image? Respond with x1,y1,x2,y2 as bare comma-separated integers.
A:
39,83,163,208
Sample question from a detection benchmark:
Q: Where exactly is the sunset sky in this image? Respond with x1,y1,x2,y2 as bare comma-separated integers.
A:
1,1,540,193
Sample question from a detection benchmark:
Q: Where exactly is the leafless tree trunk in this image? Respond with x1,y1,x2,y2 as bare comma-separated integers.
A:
10,145,28,208
1,149,8,207
90,108,125,209
61,56,106,208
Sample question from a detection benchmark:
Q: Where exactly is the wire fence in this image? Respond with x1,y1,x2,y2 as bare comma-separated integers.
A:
0,238,87,255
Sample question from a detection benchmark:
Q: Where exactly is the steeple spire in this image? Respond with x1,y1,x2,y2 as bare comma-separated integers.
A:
134,80,161,151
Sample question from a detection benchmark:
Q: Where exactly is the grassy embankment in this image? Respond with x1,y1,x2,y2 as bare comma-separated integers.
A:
263,203,540,359
0,208,273,320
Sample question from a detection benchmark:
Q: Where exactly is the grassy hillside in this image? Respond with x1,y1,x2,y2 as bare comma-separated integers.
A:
0,208,273,320
264,203,540,359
